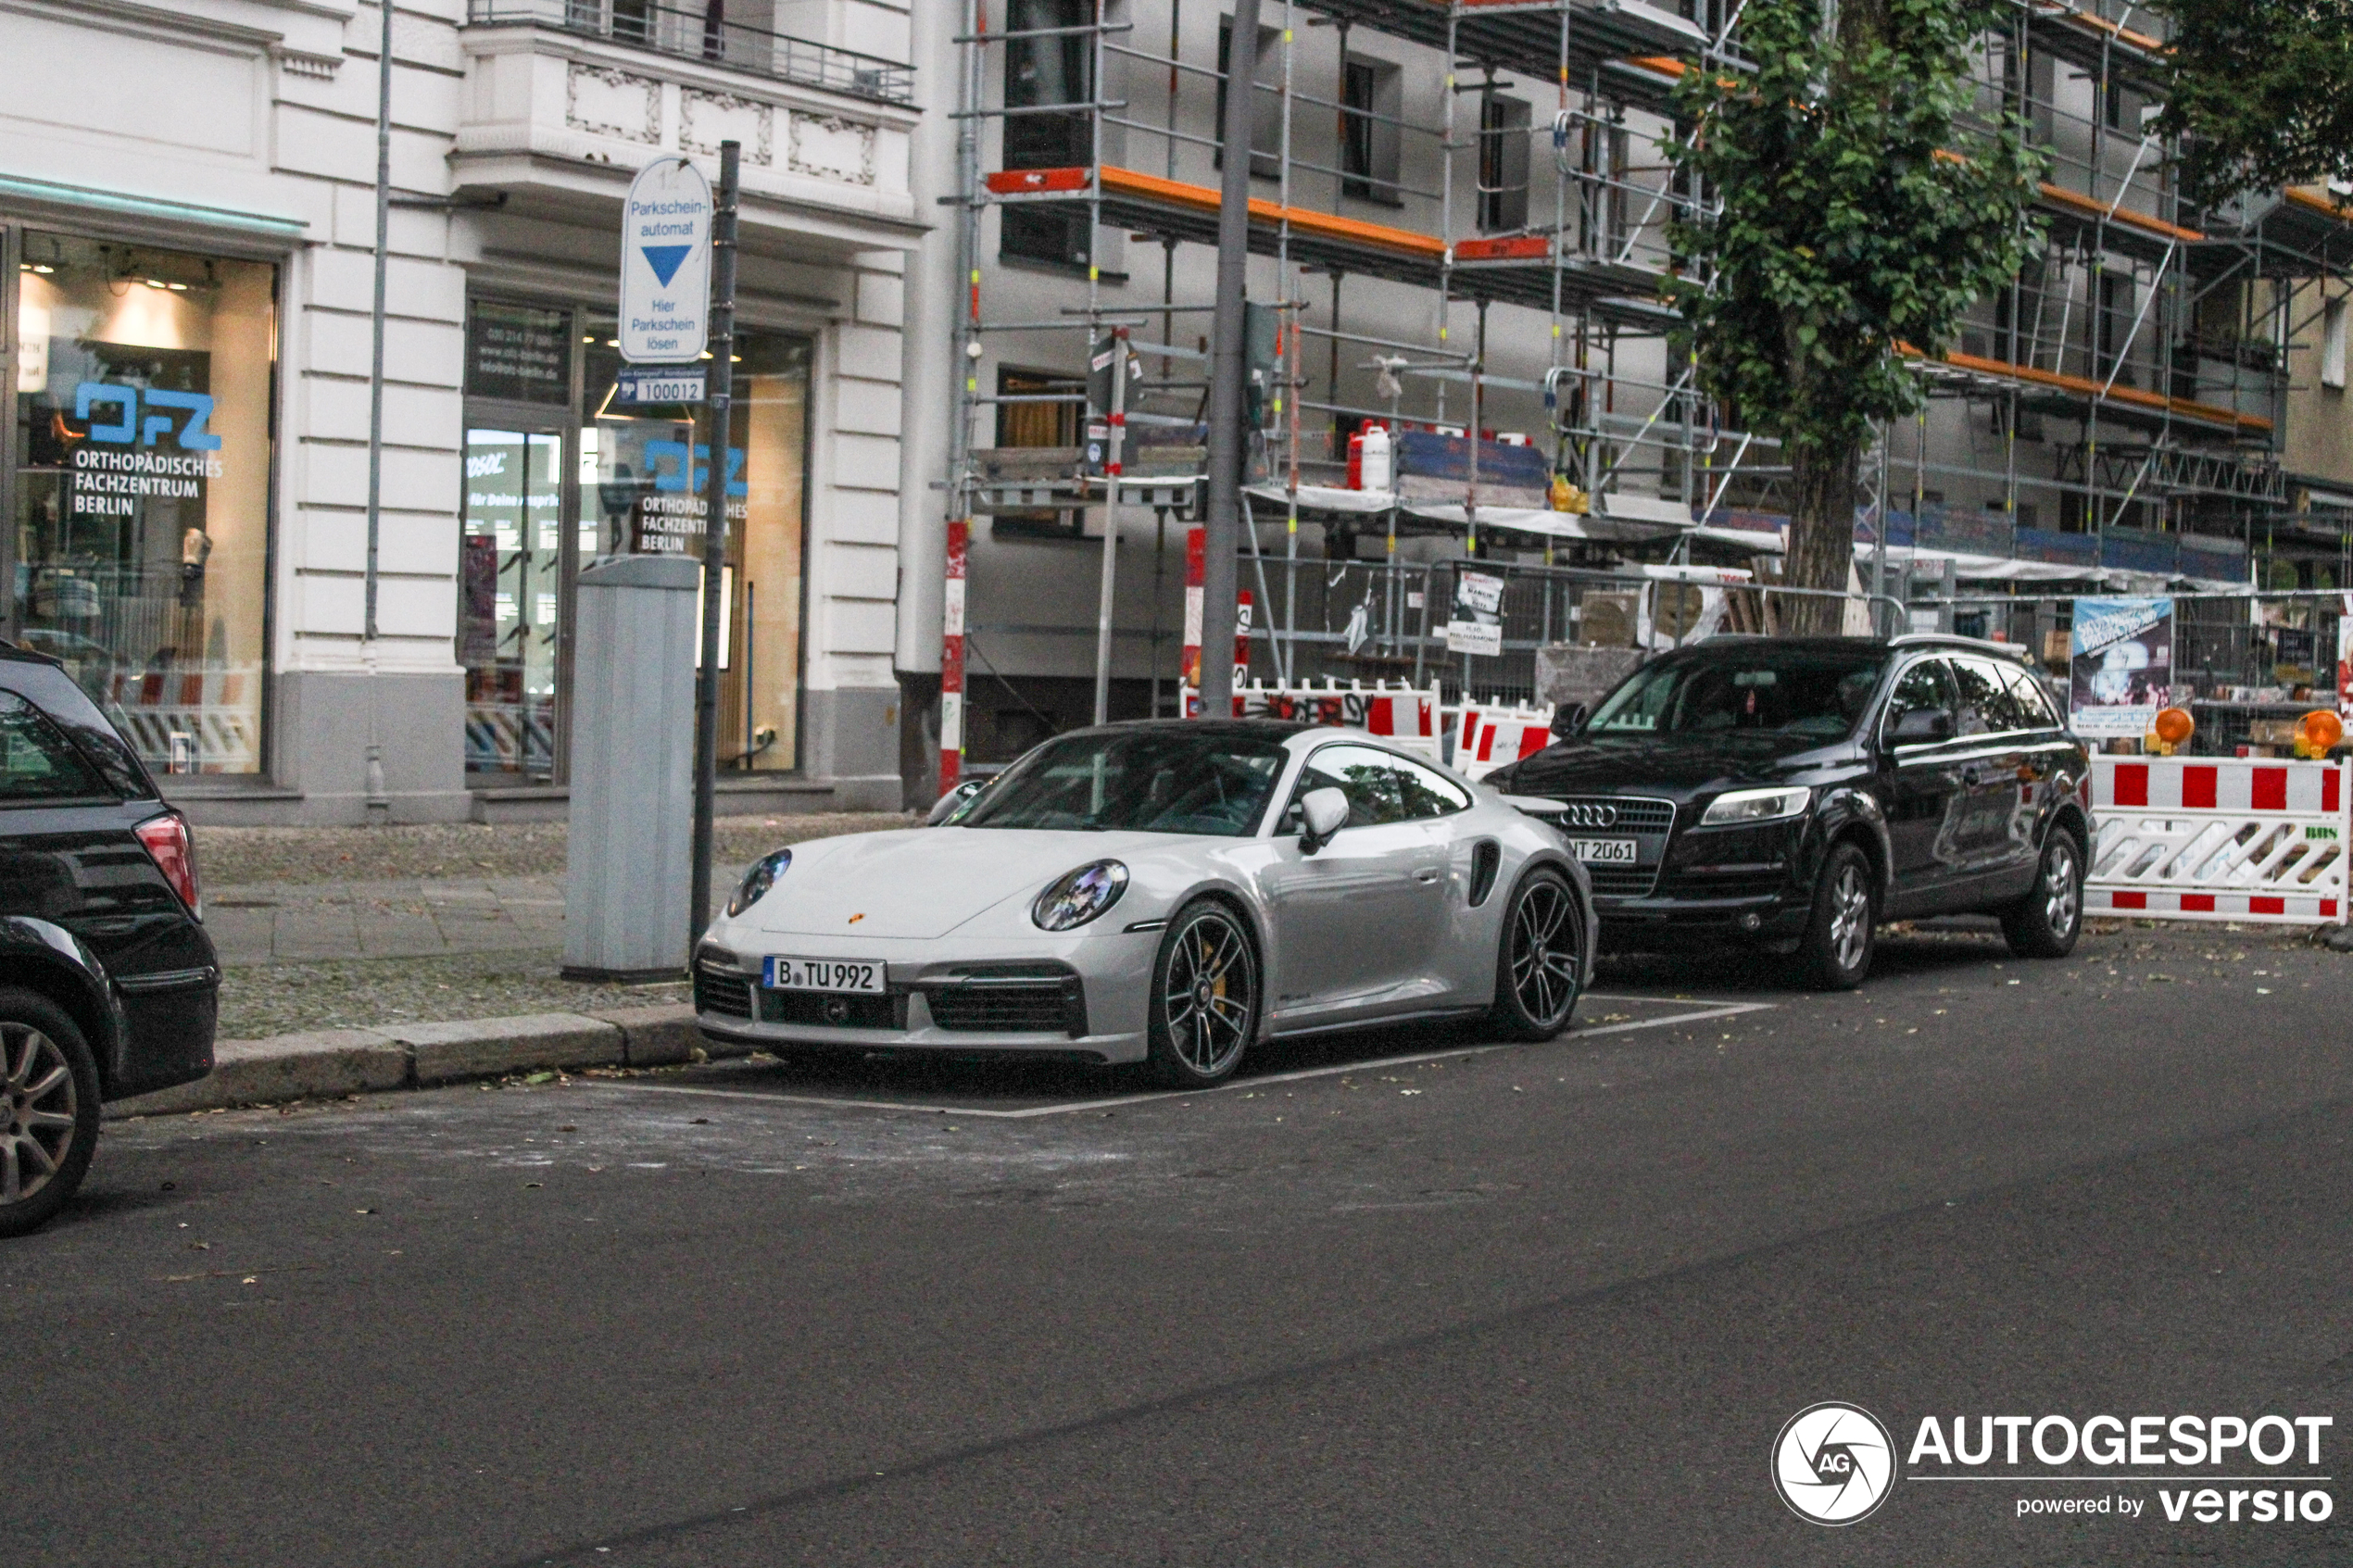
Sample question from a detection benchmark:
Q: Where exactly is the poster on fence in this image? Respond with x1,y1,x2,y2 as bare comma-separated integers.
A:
1445,569,1506,657
2069,596,2174,737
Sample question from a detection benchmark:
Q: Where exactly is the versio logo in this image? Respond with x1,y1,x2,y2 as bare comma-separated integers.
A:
1774,1402,1898,1525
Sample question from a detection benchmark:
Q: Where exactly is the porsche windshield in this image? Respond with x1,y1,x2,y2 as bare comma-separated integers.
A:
955,729,1290,835
1586,646,1889,740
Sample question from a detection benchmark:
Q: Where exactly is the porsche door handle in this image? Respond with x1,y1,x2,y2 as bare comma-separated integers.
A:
1413,868,1443,884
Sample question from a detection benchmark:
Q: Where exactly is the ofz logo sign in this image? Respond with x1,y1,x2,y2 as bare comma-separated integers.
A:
75,383,221,449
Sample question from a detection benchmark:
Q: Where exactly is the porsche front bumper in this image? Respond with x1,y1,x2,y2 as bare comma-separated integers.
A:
691,937,1156,1063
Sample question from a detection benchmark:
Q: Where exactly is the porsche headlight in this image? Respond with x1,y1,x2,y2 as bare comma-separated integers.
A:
725,848,792,917
1700,786,1811,827
1032,859,1129,932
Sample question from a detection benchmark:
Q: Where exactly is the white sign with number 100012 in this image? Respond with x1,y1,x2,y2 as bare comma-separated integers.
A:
619,157,712,365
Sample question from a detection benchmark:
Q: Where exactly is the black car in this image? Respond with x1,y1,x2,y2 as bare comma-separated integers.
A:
1488,635,2092,988
0,646,217,1235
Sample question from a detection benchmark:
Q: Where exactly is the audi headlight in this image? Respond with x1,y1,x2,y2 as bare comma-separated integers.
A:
726,848,792,916
1700,786,1811,827
1032,859,1129,932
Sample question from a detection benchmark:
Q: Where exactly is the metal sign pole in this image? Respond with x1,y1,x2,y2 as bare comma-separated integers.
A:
365,0,392,643
690,140,740,950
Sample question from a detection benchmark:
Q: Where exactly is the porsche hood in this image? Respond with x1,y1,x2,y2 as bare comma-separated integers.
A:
745,827,1169,939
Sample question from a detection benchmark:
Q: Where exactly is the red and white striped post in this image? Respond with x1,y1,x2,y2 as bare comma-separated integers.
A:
938,517,969,794
1180,523,1205,716
1233,589,1252,712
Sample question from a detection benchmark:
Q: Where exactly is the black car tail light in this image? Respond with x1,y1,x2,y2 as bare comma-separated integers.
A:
134,812,201,916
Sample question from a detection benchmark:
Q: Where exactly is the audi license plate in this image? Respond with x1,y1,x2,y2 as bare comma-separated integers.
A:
763,957,886,994
1566,837,1640,864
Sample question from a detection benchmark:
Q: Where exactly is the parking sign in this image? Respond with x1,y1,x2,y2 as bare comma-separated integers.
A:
619,157,712,365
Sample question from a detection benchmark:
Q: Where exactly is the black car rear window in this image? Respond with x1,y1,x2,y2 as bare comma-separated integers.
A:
0,663,156,799
0,690,110,801
1588,646,1890,741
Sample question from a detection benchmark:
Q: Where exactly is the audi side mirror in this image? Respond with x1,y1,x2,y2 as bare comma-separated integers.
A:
1550,702,1589,739
1298,787,1349,855
1888,709,1952,746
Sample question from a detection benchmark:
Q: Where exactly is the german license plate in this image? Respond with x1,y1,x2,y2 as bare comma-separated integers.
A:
1566,837,1640,864
763,957,885,993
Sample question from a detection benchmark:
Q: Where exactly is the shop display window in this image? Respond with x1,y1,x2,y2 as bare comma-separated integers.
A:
12,232,274,774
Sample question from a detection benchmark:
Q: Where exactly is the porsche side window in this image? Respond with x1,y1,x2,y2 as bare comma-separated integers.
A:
1290,745,1414,830
1391,755,1472,818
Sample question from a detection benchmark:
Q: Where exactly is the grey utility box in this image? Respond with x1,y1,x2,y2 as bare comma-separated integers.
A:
563,553,699,982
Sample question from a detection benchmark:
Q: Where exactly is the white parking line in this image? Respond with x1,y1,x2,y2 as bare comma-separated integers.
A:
598,997,1777,1122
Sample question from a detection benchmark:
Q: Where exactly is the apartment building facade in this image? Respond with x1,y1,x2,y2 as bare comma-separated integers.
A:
1,0,923,822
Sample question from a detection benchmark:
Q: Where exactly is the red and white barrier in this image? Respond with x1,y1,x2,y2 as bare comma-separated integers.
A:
1450,699,1557,781
1179,679,1443,761
2088,757,2348,925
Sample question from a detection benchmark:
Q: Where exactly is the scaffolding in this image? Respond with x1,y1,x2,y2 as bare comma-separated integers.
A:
937,0,2353,782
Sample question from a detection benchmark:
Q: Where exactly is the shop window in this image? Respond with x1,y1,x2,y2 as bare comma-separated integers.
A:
11,232,274,774
466,301,573,405
578,320,810,771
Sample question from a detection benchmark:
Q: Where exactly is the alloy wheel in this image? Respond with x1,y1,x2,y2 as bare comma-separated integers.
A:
1509,878,1580,1025
1161,909,1256,1078
2045,839,2081,938
1,1024,79,1208
1828,861,1872,973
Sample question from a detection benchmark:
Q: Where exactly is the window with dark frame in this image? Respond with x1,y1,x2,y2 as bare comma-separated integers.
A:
1000,0,1092,269
1341,57,1402,205
993,366,1086,539
1478,93,1530,232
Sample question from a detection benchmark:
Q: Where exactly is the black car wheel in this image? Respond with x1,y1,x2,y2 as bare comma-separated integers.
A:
1801,843,1877,991
0,989,101,1238
1486,867,1584,1041
2001,830,2084,960
1146,899,1260,1088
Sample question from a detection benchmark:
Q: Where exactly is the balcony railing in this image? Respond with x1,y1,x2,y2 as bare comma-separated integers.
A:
466,0,914,106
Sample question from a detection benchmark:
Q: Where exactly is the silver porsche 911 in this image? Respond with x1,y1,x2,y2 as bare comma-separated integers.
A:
693,720,1595,1087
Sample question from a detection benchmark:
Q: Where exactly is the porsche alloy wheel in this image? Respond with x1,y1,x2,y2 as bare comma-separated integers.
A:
1147,900,1260,1087
1487,868,1583,1041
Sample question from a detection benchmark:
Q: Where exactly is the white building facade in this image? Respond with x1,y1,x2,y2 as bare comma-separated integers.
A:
0,0,923,823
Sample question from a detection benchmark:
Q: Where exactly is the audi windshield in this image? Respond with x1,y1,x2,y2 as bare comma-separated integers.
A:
1586,645,1890,741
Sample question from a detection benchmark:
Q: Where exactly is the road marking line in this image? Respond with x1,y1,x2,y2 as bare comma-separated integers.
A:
598,999,1777,1121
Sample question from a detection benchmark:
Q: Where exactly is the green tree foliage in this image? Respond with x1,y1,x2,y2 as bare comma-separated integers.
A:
1667,0,2045,628
2153,0,2353,207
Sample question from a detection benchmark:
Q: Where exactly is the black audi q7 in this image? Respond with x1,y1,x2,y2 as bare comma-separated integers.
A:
1486,635,2094,988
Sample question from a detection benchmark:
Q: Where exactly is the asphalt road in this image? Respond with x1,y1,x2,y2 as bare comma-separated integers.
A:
14,921,2351,1567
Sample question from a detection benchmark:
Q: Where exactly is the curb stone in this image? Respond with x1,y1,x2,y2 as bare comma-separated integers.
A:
105,1007,731,1120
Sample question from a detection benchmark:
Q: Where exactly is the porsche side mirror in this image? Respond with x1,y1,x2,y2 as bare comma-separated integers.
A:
1550,702,1588,739
1298,787,1349,855
926,777,987,825
1888,708,1952,747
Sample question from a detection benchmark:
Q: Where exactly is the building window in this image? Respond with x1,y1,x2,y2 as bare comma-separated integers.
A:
1478,93,1530,232
1000,0,1092,269
1215,18,1281,180
575,324,812,773
2324,296,2347,390
11,232,275,775
1340,57,1401,205
992,366,1083,539
2097,271,2137,388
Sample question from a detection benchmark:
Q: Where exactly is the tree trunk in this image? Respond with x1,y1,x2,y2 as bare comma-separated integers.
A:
1782,441,1860,636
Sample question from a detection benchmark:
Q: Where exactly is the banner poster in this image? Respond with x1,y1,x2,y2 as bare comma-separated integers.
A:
2069,596,2174,737
1445,569,1507,657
